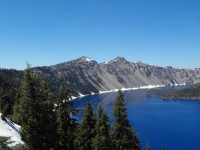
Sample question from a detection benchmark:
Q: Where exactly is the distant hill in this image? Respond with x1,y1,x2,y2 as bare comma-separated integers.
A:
148,83,200,100
1,56,200,97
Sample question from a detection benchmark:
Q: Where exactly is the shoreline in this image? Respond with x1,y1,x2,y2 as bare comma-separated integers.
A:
70,83,187,101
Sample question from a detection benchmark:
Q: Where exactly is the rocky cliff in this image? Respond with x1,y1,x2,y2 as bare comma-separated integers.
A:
32,56,200,96
1,56,200,97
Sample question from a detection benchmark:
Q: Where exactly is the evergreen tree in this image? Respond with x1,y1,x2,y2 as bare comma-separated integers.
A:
74,102,96,150
0,88,14,120
111,89,141,150
133,132,141,150
161,143,164,150
145,140,151,150
0,74,16,119
19,64,57,149
19,63,42,149
37,76,58,149
92,105,111,150
12,86,23,125
56,82,77,150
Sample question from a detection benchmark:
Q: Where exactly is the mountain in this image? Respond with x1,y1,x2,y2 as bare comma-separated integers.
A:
1,56,200,97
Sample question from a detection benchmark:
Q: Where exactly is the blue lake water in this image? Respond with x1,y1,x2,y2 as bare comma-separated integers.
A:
72,85,200,150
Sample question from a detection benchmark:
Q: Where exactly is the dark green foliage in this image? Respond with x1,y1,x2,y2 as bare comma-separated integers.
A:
149,83,200,100
0,74,17,119
74,102,96,150
133,132,141,150
12,87,23,125
0,69,23,119
18,64,58,150
19,64,42,149
111,90,141,150
56,82,78,150
0,136,14,149
37,76,58,149
92,105,111,150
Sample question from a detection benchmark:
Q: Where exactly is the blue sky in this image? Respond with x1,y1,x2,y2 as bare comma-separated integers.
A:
0,0,199,70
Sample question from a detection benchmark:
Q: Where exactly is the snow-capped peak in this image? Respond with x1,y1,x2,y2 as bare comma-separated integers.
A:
81,56,93,62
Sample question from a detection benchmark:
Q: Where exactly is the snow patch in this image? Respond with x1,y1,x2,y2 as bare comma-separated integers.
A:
170,82,186,86
129,61,138,63
82,57,92,62
0,113,24,147
139,85,165,89
86,58,92,62
70,96,77,100
99,85,166,94
104,61,109,64
78,93,85,97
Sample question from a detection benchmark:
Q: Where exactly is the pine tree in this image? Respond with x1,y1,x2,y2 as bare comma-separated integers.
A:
133,132,141,150
74,102,96,150
0,74,16,119
161,143,164,150
0,88,14,120
19,63,42,149
56,82,77,150
92,105,111,150
111,89,141,150
145,140,151,150
12,86,23,125
37,76,58,149
19,64,58,149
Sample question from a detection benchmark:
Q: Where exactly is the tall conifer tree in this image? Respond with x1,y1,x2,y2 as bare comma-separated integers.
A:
56,82,77,150
12,86,23,125
111,89,141,150
74,102,96,150
145,140,151,150
133,132,141,150
37,76,58,149
19,64,57,149
92,105,111,150
161,143,164,150
19,63,42,149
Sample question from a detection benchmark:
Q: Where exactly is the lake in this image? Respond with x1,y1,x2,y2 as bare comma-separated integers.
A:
72,85,200,150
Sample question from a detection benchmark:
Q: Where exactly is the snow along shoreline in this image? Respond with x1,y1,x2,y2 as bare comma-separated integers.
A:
70,83,186,101
0,83,186,147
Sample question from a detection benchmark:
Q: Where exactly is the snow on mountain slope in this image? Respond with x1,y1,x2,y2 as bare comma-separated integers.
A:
0,113,24,147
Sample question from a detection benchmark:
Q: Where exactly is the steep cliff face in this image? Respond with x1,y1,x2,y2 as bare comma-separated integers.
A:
31,56,200,96
1,56,200,96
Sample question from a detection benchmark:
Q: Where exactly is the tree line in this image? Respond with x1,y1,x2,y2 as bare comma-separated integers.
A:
0,64,165,150
148,83,200,100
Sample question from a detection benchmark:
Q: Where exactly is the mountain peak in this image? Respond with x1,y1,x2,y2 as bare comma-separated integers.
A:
114,57,126,62
101,57,127,65
79,56,93,62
